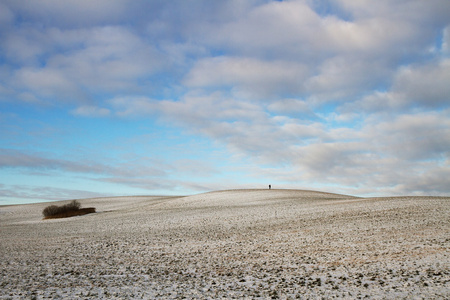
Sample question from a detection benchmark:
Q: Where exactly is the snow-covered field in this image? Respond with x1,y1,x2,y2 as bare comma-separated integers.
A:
1,189,449,299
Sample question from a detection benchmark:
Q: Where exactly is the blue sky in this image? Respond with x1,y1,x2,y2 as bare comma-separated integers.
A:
1,0,450,204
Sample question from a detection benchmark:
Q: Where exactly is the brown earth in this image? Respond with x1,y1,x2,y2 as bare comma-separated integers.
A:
1,189,449,299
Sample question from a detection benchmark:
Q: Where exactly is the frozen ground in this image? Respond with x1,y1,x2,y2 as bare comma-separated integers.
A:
1,189,449,299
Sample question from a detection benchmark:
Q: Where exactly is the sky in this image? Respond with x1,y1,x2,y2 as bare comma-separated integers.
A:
1,0,450,204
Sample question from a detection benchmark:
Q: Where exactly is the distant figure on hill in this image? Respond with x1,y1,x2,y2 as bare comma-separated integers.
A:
269,185,271,189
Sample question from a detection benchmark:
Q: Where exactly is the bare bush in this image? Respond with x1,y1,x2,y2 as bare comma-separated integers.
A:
42,205,60,217
66,200,81,211
42,200,82,218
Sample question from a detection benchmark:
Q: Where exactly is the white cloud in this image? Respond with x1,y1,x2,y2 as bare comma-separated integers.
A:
363,111,450,161
0,2,13,25
7,26,166,104
442,25,450,54
157,93,267,125
267,98,318,119
14,68,79,100
3,29,48,64
0,184,111,203
304,55,390,102
204,1,320,55
3,0,130,28
342,58,450,114
284,110,450,195
184,56,309,99
71,105,110,117
109,96,158,117
50,26,165,86
392,59,450,108
0,148,169,179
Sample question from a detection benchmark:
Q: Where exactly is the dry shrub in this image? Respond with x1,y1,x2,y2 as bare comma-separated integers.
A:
42,200,95,219
43,207,96,219
66,199,81,210
42,205,60,217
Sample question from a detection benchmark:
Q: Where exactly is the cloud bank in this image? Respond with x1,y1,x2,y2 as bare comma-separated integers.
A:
1,0,449,203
